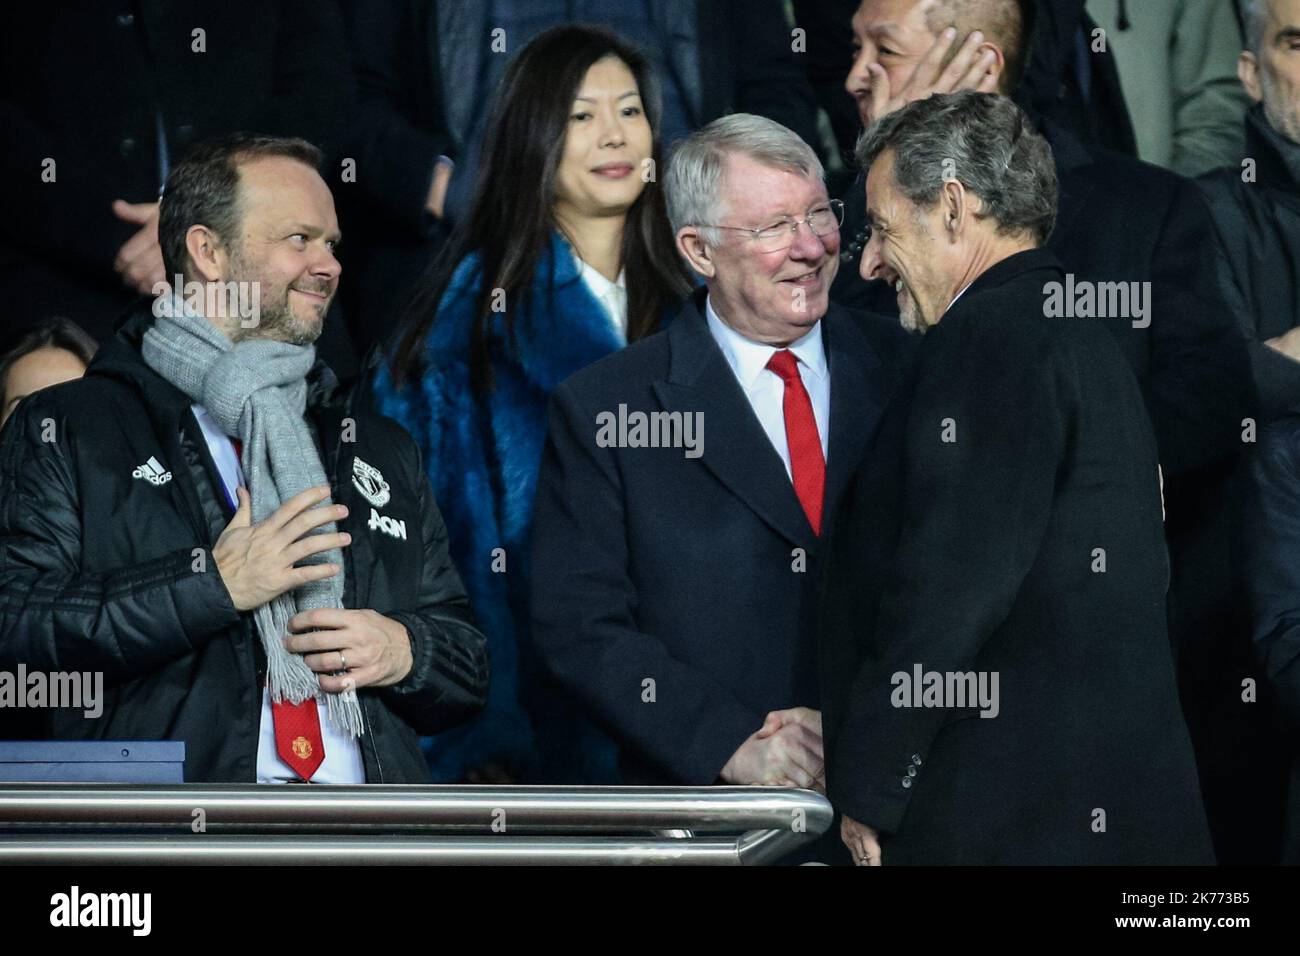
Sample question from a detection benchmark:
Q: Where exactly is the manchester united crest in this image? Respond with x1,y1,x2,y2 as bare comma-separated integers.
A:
291,736,313,760
351,456,391,508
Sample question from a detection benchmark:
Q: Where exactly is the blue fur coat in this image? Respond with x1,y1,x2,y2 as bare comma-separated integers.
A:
372,232,627,782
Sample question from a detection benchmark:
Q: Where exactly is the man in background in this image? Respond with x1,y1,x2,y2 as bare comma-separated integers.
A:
0,3,357,375
0,318,97,430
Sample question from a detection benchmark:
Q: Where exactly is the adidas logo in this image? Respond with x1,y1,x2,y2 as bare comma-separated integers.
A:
131,456,173,486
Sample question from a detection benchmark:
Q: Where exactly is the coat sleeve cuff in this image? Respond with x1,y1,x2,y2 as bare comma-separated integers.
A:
828,775,915,835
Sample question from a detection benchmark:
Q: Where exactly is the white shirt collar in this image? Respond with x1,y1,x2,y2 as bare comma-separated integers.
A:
574,256,627,337
704,294,827,389
948,283,972,311
576,258,625,297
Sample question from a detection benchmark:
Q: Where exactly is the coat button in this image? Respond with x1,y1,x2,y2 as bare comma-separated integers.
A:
901,777,912,789
907,765,917,777
911,754,922,766
117,12,134,26
119,137,137,158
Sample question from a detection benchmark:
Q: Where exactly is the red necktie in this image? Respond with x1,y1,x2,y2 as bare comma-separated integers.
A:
272,694,326,781
766,349,826,535
232,436,327,780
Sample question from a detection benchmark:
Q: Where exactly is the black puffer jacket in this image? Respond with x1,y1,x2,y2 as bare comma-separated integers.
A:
0,308,489,783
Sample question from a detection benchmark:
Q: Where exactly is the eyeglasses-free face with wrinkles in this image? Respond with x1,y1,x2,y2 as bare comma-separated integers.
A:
702,199,846,254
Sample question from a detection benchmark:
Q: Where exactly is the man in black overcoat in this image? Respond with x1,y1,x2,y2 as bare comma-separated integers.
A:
829,0,1268,865
821,91,1213,865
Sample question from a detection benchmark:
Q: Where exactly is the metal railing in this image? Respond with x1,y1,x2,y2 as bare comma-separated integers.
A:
0,784,832,865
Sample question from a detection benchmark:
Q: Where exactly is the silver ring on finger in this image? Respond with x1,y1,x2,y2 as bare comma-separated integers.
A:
338,651,347,671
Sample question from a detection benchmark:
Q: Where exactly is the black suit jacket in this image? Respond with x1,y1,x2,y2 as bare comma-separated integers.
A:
530,290,909,785
820,249,1213,864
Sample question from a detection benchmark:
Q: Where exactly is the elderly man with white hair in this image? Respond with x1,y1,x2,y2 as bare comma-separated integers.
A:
530,114,910,833
819,90,1213,866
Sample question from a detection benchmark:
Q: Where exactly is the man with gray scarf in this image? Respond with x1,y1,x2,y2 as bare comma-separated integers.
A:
0,133,489,783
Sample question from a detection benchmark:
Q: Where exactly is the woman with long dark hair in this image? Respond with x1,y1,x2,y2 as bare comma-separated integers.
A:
373,25,693,783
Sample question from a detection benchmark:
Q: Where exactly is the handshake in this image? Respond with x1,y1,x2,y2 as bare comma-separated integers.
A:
720,706,883,865
720,706,825,792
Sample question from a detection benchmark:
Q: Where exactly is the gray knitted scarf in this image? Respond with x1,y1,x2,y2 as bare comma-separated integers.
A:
142,297,362,737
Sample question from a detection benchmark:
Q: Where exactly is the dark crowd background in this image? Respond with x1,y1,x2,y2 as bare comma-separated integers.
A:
2,0,1297,865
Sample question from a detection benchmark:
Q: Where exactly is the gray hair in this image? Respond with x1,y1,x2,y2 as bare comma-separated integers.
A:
855,91,1057,245
665,113,824,245
1241,0,1268,55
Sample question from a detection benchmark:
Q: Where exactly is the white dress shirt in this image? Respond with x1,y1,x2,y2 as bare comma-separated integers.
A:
574,255,628,342
703,297,831,481
191,404,365,784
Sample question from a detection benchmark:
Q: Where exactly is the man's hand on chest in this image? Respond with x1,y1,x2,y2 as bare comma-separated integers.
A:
284,607,415,691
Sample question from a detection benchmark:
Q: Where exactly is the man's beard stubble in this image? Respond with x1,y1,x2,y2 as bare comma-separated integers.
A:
1261,69,1300,146
898,287,923,333
227,247,328,347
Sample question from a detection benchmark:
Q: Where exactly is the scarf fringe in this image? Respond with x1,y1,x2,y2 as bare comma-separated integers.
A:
259,594,364,737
